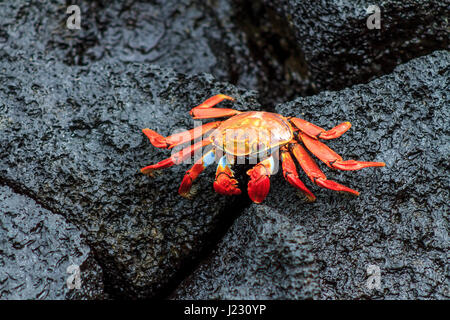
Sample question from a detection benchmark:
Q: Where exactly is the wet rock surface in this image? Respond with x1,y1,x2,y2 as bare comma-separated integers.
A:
0,0,233,73
174,51,449,299
0,0,448,300
272,50,449,299
0,0,310,106
172,205,320,299
0,185,106,299
0,56,260,298
271,51,449,299
259,0,449,91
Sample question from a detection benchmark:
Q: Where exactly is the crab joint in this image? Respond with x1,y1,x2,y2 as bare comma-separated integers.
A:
213,155,241,196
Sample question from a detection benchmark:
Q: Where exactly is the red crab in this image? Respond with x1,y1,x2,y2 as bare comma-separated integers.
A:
141,95,385,203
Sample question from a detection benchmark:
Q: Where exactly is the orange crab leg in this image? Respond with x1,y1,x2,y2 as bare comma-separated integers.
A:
213,155,242,196
290,142,360,195
189,94,241,119
280,146,316,202
142,121,221,149
141,138,212,175
247,155,276,203
299,133,385,170
193,94,235,109
178,148,216,198
290,117,351,140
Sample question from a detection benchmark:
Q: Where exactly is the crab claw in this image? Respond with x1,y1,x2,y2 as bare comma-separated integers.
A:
213,156,241,196
214,174,242,196
247,169,270,203
246,155,276,203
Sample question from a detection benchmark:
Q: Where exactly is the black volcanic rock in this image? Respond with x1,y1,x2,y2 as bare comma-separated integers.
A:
173,51,449,299
0,0,311,106
0,0,447,300
269,50,449,299
172,205,320,299
0,56,260,298
0,0,237,75
259,0,449,91
0,185,106,299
